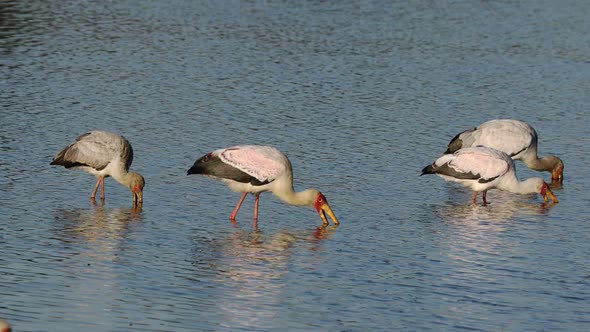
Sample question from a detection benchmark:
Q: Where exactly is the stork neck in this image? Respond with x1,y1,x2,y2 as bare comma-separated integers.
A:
110,167,133,186
496,176,540,195
272,184,316,207
525,155,557,172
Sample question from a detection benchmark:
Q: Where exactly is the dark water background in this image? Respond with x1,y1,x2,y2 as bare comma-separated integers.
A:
1,1,589,331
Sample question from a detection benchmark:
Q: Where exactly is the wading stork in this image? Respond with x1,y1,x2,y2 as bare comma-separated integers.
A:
421,146,558,204
50,131,144,204
445,119,564,182
187,145,339,226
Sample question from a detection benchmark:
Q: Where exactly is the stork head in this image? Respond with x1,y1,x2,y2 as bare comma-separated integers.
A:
313,191,340,226
540,181,558,203
550,157,564,182
128,172,145,205
539,155,564,182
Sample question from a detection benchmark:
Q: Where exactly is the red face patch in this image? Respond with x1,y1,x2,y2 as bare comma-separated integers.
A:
314,193,327,212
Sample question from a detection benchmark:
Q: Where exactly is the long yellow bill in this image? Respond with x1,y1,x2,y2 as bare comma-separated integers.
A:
319,202,340,226
543,187,558,203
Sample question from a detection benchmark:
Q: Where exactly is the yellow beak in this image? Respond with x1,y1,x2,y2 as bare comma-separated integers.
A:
133,190,143,205
543,187,558,204
318,202,340,226
552,172,563,183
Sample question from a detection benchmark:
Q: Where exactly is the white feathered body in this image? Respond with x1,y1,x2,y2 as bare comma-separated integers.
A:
449,119,537,161
433,146,513,192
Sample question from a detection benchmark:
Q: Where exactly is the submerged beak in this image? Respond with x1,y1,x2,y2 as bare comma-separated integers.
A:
318,202,340,226
552,169,564,183
543,187,558,204
133,190,143,205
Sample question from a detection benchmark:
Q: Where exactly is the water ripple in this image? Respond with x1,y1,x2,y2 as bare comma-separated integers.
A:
2,0,590,331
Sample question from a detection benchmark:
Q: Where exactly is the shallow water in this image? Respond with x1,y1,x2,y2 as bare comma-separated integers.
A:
1,0,590,331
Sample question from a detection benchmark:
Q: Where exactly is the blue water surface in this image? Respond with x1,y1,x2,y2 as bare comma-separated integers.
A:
1,1,589,331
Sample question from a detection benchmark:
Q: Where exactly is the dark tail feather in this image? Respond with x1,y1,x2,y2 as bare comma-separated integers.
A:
50,153,72,167
421,164,436,176
50,158,85,168
50,150,66,166
445,127,476,154
50,150,87,168
186,155,265,185
186,154,210,175
445,137,462,154
188,153,213,175
187,163,203,175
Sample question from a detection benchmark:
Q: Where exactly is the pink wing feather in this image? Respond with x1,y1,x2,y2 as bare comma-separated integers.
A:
219,145,288,182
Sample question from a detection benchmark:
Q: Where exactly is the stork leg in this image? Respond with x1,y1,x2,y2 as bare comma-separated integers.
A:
230,192,248,221
253,193,260,222
471,191,479,204
100,176,106,201
482,191,488,204
90,177,102,201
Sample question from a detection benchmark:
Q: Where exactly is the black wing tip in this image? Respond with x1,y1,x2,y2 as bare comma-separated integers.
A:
421,164,435,176
188,153,217,176
50,157,87,169
445,141,461,154
477,174,500,183
187,164,202,175
50,156,65,166
445,128,475,154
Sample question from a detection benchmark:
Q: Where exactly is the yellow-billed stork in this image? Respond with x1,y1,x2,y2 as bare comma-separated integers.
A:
422,146,558,204
187,145,339,226
445,119,564,182
50,131,144,204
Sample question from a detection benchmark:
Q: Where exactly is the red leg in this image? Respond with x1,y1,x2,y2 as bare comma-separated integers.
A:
230,192,248,221
100,177,106,201
90,177,101,200
253,193,260,222
471,191,479,204
482,191,488,204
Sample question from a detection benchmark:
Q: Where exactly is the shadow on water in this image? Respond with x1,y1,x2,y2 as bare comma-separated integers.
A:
431,195,558,259
0,205,146,331
438,181,559,217
52,204,143,255
425,197,561,314
187,223,338,329
434,196,556,225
